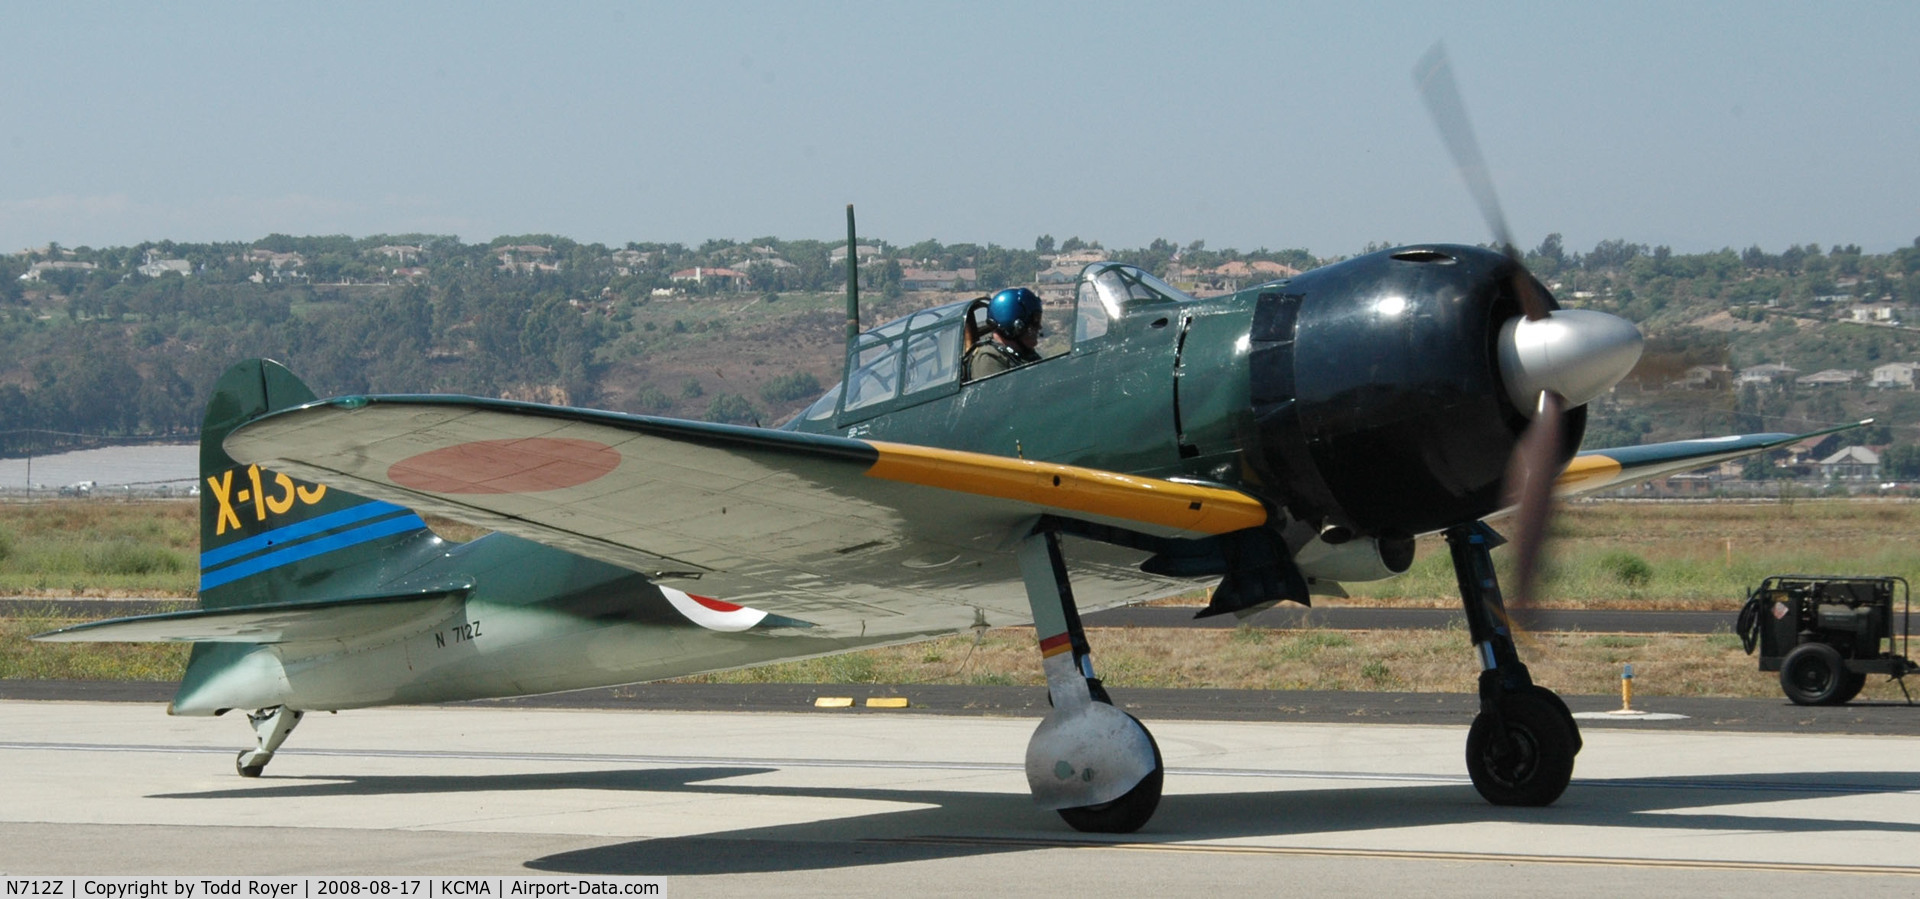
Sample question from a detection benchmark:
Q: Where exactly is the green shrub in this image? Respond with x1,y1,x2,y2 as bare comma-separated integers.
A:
1599,550,1653,587
90,540,186,575
706,393,758,424
760,371,822,405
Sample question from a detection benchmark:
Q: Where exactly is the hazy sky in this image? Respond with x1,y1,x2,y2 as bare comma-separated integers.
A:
4,2,1916,258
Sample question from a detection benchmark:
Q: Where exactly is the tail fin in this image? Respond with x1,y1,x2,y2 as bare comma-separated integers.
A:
197,360,442,609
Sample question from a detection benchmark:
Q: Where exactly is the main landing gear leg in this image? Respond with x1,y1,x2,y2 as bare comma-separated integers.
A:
1445,523,1579,806
1018,527,1163,833
235,705,304,778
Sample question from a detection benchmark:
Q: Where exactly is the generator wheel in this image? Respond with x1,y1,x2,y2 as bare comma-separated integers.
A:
1832,670,1868,705
1780,643,1846,706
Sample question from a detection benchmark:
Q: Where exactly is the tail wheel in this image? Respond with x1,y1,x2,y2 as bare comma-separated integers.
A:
1057,713,1163,834
1466,691,1576,806
1780,643,1847,706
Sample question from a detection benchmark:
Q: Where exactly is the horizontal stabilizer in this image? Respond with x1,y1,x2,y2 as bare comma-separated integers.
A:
32,586,469,645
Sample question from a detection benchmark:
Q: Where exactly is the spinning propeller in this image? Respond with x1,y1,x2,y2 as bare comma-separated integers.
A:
1415,44,1643,611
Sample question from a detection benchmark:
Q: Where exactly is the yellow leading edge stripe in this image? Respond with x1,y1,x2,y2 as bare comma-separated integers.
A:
863,441,1267,536
1555,454,1624,494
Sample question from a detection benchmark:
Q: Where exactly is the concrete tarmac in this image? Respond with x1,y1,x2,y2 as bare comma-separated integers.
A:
4,700,1920,896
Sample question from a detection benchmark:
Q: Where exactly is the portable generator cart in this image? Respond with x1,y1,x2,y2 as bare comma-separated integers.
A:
1737,575,1913,706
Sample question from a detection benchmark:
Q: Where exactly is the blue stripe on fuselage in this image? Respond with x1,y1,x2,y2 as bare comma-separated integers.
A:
200,501,412,568
198,514,428,590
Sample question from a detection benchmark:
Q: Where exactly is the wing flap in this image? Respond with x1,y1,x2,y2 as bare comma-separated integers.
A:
33,588,468,645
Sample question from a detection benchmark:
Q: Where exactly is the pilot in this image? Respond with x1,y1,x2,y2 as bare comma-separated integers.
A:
964,287,1044,381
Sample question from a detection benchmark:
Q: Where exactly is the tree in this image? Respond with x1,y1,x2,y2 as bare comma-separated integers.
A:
760,371,822,406
705,393,757,424
1882,444,1920,480
1034,235,1055,255
1585,239,1645,270
1529,233,1566,277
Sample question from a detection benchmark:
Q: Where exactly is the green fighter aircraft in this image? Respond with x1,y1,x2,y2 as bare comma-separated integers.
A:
35,50,1860,833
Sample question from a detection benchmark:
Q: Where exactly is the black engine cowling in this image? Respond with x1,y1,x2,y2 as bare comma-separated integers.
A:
1245,244,1582,537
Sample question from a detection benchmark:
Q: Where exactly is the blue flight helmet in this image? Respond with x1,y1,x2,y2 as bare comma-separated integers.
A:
986,287,1043,341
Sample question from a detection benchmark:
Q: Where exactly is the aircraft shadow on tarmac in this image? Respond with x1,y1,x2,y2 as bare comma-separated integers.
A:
151,767,1920,874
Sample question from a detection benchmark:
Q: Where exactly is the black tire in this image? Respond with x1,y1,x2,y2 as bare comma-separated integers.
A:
1736,593,1765,654
1465,691,1577,807
1057,714,1163,834
235,750,264,778
1523,685,1583,755
1779,643,1847,706
1832,669,1868,705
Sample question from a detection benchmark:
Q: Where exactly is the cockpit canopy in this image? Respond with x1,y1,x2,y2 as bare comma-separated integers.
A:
1071,262,1192,343
791,262,1194,427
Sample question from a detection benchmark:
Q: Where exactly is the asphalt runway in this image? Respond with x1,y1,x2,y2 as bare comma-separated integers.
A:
4,700,1919,895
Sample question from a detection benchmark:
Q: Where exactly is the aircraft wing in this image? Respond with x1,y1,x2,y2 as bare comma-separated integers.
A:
1554,420,1870,497
223,396,1267,638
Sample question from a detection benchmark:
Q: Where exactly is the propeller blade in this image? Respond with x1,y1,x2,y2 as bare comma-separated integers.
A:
1501,390,1567,614
1414,43,1553,322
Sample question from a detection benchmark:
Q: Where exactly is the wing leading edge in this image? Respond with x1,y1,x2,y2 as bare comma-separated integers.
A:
1557,419,1873,497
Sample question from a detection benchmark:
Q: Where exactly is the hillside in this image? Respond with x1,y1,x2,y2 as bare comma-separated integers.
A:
4,233,1920,476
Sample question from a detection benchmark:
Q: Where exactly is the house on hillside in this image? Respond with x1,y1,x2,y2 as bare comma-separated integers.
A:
138,258,191,278
828,245,882,266
1784,435,1840,467
669,266,750,291
1848,304,1898,324
1046,249,1108,268
1736,363,1799,387
1818,446,1880,481
1795,369,1861,388
1673,364,1733,390
899,267,976,291
493,245,558,275
1871,362,1919,389
17,260,97,281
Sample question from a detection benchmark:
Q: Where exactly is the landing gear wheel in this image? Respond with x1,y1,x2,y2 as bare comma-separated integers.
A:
1522,683,1582,754
1832,670,1868,705
1780,643,1847,706
236,751,265,778
1466,691,1576,806
1057,714,1163,834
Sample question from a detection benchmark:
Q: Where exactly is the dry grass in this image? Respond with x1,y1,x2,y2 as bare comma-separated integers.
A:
1337,500,1920,609
6,498,1920,700
0,615,188,680
0,499,198,596
674,624,1918,702
11,611,1915,703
